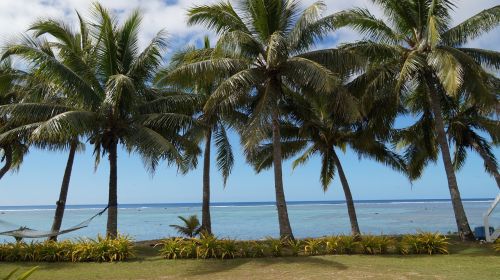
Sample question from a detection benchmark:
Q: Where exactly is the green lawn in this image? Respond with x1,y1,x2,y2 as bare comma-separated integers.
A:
1,241,498,280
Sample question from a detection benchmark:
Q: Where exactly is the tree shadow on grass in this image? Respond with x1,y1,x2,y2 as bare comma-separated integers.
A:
183,256,348,276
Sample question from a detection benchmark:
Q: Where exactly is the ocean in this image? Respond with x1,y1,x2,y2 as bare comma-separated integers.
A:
0,199,498,242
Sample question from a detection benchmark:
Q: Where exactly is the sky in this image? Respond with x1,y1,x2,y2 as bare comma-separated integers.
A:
0,0,499,206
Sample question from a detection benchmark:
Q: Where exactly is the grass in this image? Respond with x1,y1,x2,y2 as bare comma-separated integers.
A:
0,240,498,280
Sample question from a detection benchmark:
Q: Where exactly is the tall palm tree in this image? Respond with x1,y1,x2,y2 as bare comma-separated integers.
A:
175,0,349,239
0,4,194,238
0,61,29,180
332,0,500,240
248,87,405,237
22,16,95,241
157,37,245,235
398,89,499,190
448,100,499,189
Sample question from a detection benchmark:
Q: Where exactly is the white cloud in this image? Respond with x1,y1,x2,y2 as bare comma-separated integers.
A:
0,0,498,55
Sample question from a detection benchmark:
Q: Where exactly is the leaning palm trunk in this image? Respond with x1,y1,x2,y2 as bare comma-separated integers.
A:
427,76,474,241
472,142,500,190
49,140,78,241
107,140,118,238
0,146,13,180
201,130,212,234
271,106,294,240
332,150,361,237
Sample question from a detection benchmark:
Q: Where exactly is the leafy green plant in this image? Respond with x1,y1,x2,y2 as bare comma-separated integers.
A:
248,241,268,258
400,233,449,255
303,239,324,256
265,237,285,257
0,235,134,262
336,235,359,254
286,239,303,256
324,236,341,254
219,239,238,259
3,267,38,280
360,236,395,255
181,240,198,259
195,233,219,259
170,215,201,238
157,238,185,259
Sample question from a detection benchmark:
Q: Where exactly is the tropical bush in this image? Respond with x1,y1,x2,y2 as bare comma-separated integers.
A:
359,236,395,255
156,238,187,259
303,239,324,256
0,235,134,262
399,232,449,255
265,237,285,257
157,233,449,260
195,233,220,259
218,239,238,260
336,235,360,254
494,239,500,253
286,239,302,257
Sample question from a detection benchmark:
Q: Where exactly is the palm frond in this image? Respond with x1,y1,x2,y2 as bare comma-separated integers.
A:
214,124,234,186
442,5,500,46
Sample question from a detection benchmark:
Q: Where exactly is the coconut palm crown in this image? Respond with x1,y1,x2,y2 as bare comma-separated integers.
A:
0,4,197,237
173,0,359,239
331,0,500,240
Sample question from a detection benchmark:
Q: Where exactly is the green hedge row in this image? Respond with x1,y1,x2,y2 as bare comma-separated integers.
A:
157,232,450,259
0,235,134,262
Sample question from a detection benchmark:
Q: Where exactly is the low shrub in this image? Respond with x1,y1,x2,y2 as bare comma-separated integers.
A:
324,236,341,254
360,236,395,255
336,235,359,254
400,232,449,255
265,237,285,257
155,232,452,260
156,238,185,259
195,234,219,259
494,239,500,253
303,239,324,256
248,241,268,258
286,239,302,256
219,239,238,259
0,235,134,262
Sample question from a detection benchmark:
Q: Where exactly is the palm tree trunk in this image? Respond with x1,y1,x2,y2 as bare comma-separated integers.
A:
201,129,212,235
332,149,361,237
472,142,500,190
0,146,13,180
427,75,474,241
49,140,78,241
106,140,118,238
271,107,294,240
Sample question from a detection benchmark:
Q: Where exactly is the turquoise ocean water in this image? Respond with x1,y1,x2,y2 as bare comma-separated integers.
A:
0,199,498,242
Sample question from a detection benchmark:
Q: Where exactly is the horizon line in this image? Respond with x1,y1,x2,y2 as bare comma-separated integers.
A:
0,197,494,208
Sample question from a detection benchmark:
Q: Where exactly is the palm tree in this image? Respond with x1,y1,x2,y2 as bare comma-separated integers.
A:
332,0,500,240
157,37,244,235
248,87,405,237
448,100,499,190
21,16,96,241
0,61,29,180
0,60,83,242
169,215,201,238
0,4,194,238
176,0,348,239
398,90,499,190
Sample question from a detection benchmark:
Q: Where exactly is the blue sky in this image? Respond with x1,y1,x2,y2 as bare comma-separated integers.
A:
0,0,499,206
